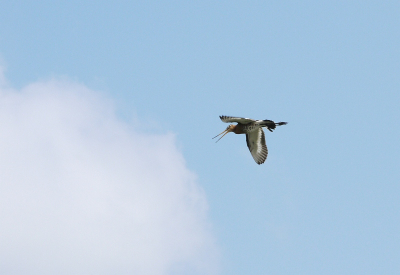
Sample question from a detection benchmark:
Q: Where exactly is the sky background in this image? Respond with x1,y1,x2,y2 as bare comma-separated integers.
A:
0,1,399,274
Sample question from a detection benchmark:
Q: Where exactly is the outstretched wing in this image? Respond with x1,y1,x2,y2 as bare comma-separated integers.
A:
246,128,268,165
219,115,255,124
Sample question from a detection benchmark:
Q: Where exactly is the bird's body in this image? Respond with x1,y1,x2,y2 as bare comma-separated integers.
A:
213,115,287,165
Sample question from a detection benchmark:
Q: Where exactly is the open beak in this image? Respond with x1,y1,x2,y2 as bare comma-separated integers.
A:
212,128,230,143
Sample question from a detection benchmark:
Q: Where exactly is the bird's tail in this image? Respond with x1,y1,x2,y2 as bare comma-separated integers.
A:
260,120,288,132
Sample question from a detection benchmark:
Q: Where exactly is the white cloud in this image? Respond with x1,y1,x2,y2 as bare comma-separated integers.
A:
0,74,219,274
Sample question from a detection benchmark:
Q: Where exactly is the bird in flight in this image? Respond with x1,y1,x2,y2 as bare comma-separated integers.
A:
213,115,287,165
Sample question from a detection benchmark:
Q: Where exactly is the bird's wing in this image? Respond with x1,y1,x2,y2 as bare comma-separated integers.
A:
219,115,255,124
246,128,268,165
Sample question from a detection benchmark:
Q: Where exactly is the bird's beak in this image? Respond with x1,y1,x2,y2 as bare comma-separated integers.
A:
212,128,230,143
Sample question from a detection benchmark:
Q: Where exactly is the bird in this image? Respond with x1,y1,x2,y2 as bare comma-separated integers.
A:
213,115,287,165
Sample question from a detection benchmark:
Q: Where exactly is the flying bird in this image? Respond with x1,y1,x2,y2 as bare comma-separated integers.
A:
213,115,287,165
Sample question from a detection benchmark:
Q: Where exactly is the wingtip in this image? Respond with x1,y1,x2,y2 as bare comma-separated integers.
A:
219,115,228,122
277,122,288,126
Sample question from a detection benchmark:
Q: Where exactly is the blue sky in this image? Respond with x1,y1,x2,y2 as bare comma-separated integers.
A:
1,1,399,274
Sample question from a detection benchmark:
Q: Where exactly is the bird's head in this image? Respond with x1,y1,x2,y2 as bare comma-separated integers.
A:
212,124,235,142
